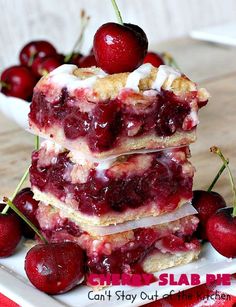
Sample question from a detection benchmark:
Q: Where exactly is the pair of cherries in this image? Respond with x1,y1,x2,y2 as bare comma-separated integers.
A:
1,41,61,101
192,147,236,258
1,188,85,294
0,188,39,257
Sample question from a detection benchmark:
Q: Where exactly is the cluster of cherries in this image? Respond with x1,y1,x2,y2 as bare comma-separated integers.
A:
1,0,236,296
0,40,98,102
0,10,165,102
192,147,236,258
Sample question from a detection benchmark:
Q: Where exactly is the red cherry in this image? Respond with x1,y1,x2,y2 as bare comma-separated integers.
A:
0,203,14,215
13,188,40,238
192,190,226,240
143,51,164,68
25,242,85,294
207,207,236,258
0,203,7,212
79,54,97,68
19,40,57,67
32,54,63,77
0,213,22,257
93,22,148,73
1,65,36,101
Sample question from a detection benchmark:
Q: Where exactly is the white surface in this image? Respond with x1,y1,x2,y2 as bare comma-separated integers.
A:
0,93,30,129
190,22,236,46
0,243,236,307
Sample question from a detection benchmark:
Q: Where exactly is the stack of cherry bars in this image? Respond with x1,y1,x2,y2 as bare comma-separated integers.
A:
28,62,209,284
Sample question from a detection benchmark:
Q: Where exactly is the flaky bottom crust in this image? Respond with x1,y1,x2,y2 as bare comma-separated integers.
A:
141,249,200,273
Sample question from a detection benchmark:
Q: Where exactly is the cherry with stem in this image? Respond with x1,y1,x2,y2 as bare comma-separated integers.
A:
192,152,228,241
210,146,236,216
93,0,148,73
206,147,236,258
3,197,47,243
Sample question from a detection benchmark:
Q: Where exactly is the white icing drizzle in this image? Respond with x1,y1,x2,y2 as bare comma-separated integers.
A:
125,63,181,93
152,65,181,91
48,64,107,90
125,63,153,92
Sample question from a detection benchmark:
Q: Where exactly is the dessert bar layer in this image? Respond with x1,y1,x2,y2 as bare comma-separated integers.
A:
30,141,194,226
29,64,209,158
36,202,200,280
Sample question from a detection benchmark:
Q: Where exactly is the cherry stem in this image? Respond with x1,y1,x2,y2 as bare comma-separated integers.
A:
1,165,30,215
207,161,228,192
111,0,123,25
3,197,48,244
162,52,181,70
0,81,10,89
210,146,236,216
64,10,90,63
35,135,40,150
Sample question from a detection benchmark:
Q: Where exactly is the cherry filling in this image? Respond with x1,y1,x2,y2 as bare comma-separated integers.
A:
29,87,196,152
87,234,200,274
37,207,200,275
30,149,193,216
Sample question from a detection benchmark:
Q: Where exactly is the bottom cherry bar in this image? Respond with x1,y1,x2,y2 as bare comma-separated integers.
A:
36,202,200,285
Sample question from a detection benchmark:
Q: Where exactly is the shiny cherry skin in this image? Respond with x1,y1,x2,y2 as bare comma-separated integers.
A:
19,40,57,67
13,188,40,238
207,207,236,258
0,213,22,257
0,65,36,101
192,190,226,240
93,22,148,73
143,51,164,67
25,242,85,294
79,54,97,68
32,54,63,77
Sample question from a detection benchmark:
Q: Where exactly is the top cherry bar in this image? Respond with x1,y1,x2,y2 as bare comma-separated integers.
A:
29,63,209,159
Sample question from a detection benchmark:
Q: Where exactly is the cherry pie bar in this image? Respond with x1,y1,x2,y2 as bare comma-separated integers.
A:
29,63,209,159
36,202,200,280
30,141,194,226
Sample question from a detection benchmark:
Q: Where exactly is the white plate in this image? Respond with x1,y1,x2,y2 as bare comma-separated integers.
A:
0,242,235,307
0,93,30,129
